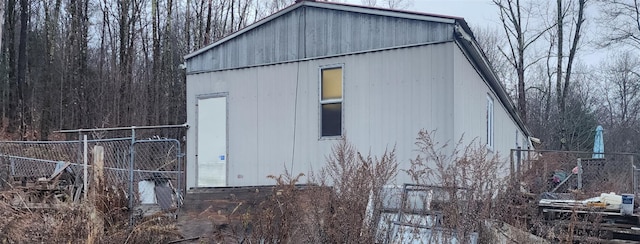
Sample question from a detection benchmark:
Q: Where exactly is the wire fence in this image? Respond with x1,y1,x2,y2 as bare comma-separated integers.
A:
0,134,184,223
510,149,640,196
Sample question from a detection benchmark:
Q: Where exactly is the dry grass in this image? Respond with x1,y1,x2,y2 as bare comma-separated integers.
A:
211,131,550,243
211,138,398,243
0,182,182,243
402,130,504,243
0,190,92,243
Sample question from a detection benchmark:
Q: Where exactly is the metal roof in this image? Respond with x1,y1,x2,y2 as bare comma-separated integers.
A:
184,0,466,60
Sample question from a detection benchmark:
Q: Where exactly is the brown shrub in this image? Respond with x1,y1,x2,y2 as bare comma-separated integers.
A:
237,138,398,243
403,130,504,243
0,183,180,243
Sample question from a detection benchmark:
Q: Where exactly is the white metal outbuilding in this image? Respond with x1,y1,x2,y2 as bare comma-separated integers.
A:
184,0,531,189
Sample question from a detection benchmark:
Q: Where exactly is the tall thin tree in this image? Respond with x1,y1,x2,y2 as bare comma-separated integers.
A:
555,0,586,150
493,0,556,125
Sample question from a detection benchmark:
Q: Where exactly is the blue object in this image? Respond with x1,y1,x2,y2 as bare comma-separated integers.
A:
622,194,634,204
592,125,604,158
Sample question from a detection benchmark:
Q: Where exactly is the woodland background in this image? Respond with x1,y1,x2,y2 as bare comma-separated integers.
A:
0,0,638,154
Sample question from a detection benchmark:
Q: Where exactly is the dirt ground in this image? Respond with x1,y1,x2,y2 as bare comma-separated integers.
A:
175,214,215,243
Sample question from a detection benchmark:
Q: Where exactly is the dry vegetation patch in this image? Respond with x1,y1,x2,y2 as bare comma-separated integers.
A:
0,185,181,243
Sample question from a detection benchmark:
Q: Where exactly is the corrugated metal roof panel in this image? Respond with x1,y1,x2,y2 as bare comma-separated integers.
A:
303,7,453,58
185,5,455,74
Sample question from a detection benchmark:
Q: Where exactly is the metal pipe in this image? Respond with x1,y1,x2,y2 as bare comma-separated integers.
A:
129,128,136,227
0,137,132,144
54,124,189,134
510,148,640,156
83,135,88,201
516,146,521,177
509,149,515,184
177,141,183,207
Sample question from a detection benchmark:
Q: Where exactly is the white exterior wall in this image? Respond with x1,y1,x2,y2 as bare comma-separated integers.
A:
187,43,459,188
186,41,527,189
452,44,527,174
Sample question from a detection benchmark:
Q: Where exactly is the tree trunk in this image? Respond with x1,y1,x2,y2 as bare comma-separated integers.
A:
204,0,212,45
494,0,555,128
556,0,586,150
556,0,565,150
2,0,16,132
118,0,132,126
0,0,4,55
17,0,28,138
185,0,191,51
39,0,62,140
149,0,159,125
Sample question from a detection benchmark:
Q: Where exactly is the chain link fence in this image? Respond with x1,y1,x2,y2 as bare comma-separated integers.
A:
510,149,639,196
0,133,184,223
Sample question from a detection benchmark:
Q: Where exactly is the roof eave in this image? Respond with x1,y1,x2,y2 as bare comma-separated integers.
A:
303,1,457,24
453,22,532,137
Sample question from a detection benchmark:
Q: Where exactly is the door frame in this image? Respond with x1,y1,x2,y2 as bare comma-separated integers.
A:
195,93,229,187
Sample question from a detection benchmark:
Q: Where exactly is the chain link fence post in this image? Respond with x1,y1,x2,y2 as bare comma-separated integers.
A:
129,129,136,227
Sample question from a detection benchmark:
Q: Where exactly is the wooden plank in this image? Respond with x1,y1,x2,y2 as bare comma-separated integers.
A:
547,220,640,242
542,208,637,217
49,162,71,180
88,146,104,244
539,202,630,213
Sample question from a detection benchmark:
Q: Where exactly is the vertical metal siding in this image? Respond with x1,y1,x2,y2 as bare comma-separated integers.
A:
186,43,457,187
226,69,259,185
303,7,453,59
186,6,454,73
452,44,526,166
186,43,526,189
185,72,220,189
187,10,302,73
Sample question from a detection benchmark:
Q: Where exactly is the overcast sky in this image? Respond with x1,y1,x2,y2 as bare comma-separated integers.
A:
344,0,612,66
411,0,499,26
344,0,504,28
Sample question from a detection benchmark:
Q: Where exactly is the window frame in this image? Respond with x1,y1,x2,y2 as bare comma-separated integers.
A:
319,64,344,139
486,94,494,151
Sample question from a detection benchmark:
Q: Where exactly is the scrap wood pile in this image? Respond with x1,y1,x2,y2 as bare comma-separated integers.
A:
0,161,97,243
539,192,640,242
6,162,82,209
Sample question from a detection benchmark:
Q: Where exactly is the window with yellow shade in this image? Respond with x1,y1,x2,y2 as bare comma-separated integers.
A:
320,66,343,137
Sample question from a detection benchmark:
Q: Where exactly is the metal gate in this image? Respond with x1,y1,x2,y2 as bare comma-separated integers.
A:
0,125,187,225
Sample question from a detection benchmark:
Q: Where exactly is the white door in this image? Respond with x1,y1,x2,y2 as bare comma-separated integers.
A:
197,96,227,187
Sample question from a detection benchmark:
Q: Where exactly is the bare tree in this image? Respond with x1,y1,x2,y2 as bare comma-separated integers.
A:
601,53,640,126
38,0,62,140
0,0,4,57
555,0,587,150
3,0,17,133
598,0,640,49
16,0,29,138
473,26,513,88
361,0,413,9
0,0,270,139
493,0,556,125
599,52,640,152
